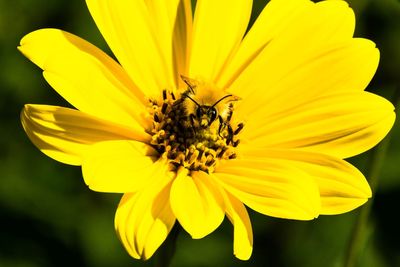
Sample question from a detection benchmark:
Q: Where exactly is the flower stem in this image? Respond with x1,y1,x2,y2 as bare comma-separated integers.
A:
343,89,400,267
153,224,181,267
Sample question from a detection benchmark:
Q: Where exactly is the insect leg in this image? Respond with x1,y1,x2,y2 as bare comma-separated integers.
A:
189,114,197,135
226,124,234,145
226,110,233,122
218,115,225,137
233,140,240,147
234,122,244,135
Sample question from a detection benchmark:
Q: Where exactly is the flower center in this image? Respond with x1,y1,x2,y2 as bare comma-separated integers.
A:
148,89,243,173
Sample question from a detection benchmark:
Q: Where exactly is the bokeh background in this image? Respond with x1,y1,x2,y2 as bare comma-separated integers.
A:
1,0,399,266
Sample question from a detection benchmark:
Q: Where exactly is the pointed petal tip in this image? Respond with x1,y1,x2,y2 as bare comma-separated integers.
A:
19,28,40,45
18,31,31,47
17,29,58,68
320,197,369,215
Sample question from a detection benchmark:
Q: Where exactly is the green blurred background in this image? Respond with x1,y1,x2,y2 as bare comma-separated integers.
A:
1,0,399,266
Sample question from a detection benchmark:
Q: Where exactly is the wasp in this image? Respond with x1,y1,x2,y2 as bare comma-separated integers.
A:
178,75,242,145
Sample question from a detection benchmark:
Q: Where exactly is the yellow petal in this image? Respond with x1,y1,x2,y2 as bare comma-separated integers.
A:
115,193,141,259
227,1,376,112
170,168,225,239
320,197,368,215
240,147,372,215
217,0,314,87
86,0,178,95
215,159,321,220
115,167,175,260
244,92,395,159
147,0,193,87
188,0,252,81
233,38,379,120
19,29,147,130
216,186,252,261
82,140,160,193
21,104,148,165
224,0,358,88
172,0,193,87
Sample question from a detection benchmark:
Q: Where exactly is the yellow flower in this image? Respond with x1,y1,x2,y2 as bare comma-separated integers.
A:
19,0,395,261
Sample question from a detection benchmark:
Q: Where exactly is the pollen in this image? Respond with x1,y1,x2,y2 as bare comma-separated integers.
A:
147,90,243,173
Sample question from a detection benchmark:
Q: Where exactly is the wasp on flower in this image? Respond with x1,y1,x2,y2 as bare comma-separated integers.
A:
19,0,395,261
179,75,242,143
148,75,242,174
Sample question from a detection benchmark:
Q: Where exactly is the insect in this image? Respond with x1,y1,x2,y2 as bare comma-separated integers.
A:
179,75,241,145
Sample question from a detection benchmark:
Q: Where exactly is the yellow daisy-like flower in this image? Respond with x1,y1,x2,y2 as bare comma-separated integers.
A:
19,0,395,261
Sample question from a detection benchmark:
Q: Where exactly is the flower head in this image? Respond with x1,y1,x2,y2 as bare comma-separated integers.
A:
19,0,395,261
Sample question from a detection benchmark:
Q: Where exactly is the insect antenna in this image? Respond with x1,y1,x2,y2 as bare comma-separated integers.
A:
180,75,196,94
184,93,201,107
211,95,233,109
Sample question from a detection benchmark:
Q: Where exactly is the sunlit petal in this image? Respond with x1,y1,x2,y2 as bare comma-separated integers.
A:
21,104,148,165
240,147,372,214
243,92,395,158
215,158,321,220
217,0,313,87
114,164,175,260
189,0,252,81
82,140,160,193
232,38,380,119
216,185,252,260
18,29,147,130
224,0,358,90
172,0,193,87
86,0,180,95
170,168,225,239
